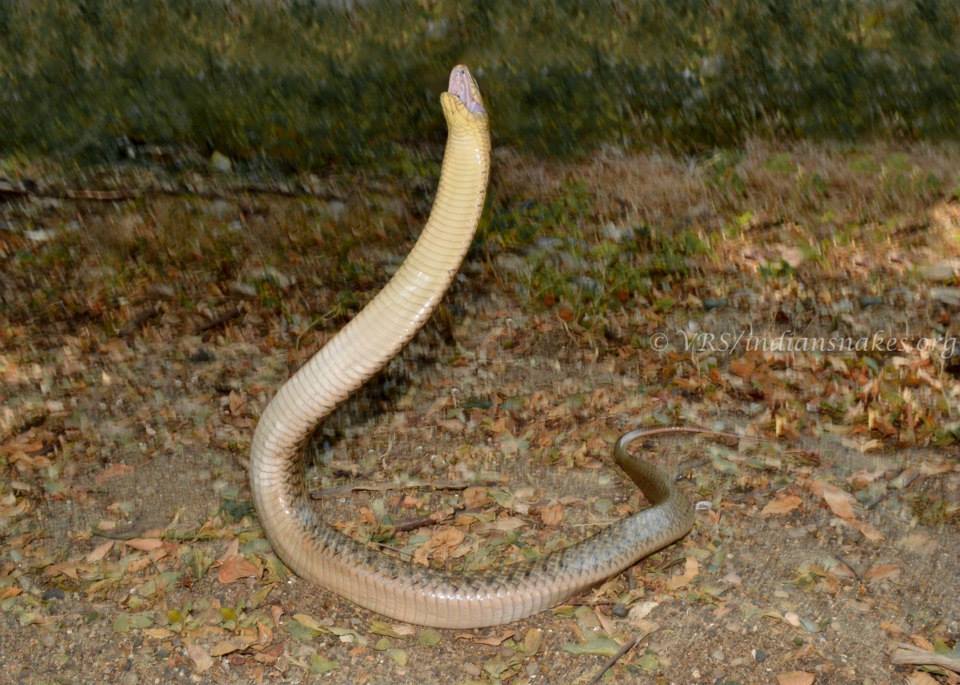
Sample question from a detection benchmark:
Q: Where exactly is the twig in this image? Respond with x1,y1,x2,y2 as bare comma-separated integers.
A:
653,556,687,574
586,636,640,685
118,303,162,337
832,553,863,581
194,307,243,334
0,180,343,203
392,504,468,533
891,643,960,674
312,478,501,499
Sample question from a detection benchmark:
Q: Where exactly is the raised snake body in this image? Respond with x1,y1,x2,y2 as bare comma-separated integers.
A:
249,65,695,628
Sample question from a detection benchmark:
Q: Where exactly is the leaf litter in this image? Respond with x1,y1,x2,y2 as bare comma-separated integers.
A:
1,157,959,684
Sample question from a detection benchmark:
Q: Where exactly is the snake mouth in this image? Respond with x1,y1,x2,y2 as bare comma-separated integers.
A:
448,64,486,115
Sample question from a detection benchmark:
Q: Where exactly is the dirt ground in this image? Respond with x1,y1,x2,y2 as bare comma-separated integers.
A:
1,150,959,684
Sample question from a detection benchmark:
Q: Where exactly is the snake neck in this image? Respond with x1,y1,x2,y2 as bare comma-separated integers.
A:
249,117,490,564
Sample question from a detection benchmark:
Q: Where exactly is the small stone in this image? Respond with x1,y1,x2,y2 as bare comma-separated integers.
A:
754,649,767,662
189,348,215,364
322,200,347,221
931,287,960,307
703,297,727,310
920,259,960,282
209,151,232,173
612,603,629,618
42,588,65,601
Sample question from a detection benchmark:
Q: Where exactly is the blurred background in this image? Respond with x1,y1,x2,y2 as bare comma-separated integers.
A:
2,0,959,167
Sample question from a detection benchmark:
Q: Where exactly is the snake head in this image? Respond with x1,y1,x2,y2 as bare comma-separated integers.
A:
441,64,487,127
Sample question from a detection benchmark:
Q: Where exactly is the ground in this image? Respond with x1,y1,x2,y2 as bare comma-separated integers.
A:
1,144,959,684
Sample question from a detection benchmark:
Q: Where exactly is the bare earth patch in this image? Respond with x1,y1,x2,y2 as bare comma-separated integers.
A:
1,145,959,684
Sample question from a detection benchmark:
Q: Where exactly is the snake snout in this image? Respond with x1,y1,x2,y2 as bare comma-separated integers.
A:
448,64,485,115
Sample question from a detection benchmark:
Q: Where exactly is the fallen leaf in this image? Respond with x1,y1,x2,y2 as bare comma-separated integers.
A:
561,636,621,656
627,601,660,627
666,557,700,590
813,480,856,519
776,672,815,685
292,613,325,632
456,629,515,646
413,526,466,566
848,518,884,542
906,671,940,685
521,628,543,655
143,627,174,639
864,564,900,582
94,463,134,485
217,555,260,584
539,502,564,526
386,648,408,666
210,636,253,657
761,494,803,516
490,516,526,532
463,487,489,508
308,654,338,674
86,540,114,562
125,538,163,552
369,620,416,638
186,643,214,673
0,586,22,600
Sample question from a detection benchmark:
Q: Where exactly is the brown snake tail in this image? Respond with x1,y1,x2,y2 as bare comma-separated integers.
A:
249,65,695,628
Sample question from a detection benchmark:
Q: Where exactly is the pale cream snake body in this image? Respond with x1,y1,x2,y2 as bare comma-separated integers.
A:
249,65,695,628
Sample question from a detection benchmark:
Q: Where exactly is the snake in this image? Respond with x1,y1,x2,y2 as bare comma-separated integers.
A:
249,65,695,628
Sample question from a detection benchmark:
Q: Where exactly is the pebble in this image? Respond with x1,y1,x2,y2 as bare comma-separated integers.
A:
42,587,65,601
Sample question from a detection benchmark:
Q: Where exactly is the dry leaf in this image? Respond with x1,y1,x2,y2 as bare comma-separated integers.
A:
292,613,325,632
666,557,700,590
761,494,802,516
491,517,526,532
463,487,488,508
456,629,516,646
143,628,174,640
814,481,856,519
94,463,134,485
210,637,252,657
0,586,22,600
864,564,900,582
125,538,163,552
413,526,466,566
539,502,564,526
217,555,260,584
627,601,659,627
906,671,940,685
776,672,815,685
847,518,884,542
186,643,214,673
86,540,114,562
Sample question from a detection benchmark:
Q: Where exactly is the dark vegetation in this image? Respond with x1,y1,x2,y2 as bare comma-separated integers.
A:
1,0,959,169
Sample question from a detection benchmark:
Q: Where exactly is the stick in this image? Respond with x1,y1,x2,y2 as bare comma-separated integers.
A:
0,181,342,203
586,636,640,685
194,307,243,334
891,644,960,674
392,505,468,533
312,479,500,499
